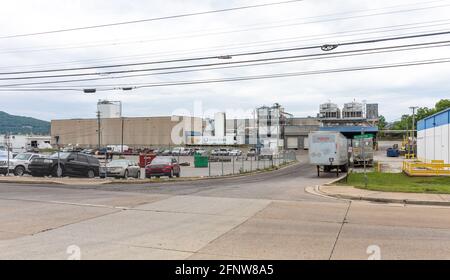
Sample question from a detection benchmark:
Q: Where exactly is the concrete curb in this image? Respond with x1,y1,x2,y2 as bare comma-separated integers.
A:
314,185,450,207
0,179,64,185
0,160,299,186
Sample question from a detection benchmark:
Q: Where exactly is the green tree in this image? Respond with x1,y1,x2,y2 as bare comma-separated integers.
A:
378,115,387,130
434,99,450,113
391,99,450,130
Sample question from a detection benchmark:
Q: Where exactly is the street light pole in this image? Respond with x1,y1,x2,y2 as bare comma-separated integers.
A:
5,133,10,176
361,127,367,188
97,110,101,149
55,136,61,177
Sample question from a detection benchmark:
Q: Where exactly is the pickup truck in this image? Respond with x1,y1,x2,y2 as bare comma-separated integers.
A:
0,152,44,176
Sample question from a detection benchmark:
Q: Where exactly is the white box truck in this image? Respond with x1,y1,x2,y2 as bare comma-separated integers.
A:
308,131,349,177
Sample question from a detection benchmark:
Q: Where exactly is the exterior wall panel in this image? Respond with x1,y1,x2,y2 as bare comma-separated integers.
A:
443,124,449,163
51,116,202,147
417,130,425,161
417,108,450,163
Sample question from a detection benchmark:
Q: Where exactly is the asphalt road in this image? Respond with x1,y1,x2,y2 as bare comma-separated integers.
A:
0,161,449,260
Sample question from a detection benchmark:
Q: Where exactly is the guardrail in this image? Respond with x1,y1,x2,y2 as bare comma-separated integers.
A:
402,160,450,176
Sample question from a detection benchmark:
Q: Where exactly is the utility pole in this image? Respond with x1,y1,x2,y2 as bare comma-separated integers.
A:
409,106,418,159
361,127,367,188
96,110,101,149
5,133,10,176
121,117,124,153
55,135,61,177
119,101,124,153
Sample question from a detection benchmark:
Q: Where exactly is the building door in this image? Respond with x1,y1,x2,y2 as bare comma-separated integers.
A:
287,137,298,149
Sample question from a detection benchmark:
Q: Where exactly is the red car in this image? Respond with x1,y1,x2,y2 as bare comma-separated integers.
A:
145,156,180,178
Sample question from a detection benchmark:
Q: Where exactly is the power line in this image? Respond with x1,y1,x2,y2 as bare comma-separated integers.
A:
2,40,450,88
1,57,449,91
1,30,449,80
4,18,450,72
0,13,449,69
2,1,449,54
0,0,304,39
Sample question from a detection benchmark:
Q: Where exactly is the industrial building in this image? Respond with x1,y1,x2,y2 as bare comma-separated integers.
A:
284,117,321,149
417,107,450,163
50,100,380,150
318,101,379,140
1,135,52,152
51,116,203,148
225,118,257,145
256,103,292,151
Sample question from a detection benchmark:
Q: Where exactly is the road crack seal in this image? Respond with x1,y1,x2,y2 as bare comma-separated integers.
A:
329,200,351,260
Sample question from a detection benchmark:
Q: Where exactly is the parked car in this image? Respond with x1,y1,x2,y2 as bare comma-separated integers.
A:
195,149,207,155
81,149,94,155
0,151,13,175
258,147,274,160
218,148,230,156
211,149,229,156
161,149,172,156
180,148,194,156
247,148,257,158
28,152,100,178
229,149,242,156
145,156,180,178
95,147,109,155
171,147,184,156
100,159,140,179
0,153,44,176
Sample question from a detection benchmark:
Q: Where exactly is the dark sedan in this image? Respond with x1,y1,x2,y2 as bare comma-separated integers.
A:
145,156,180,178
29,152,100,178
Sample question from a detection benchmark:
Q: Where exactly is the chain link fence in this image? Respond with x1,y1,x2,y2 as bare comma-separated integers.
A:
206,150,297,177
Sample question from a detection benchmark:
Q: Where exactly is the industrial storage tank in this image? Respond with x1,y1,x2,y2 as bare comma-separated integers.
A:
97,100,122,119
366,103,379,120
342,102,364,119
319,103,341,119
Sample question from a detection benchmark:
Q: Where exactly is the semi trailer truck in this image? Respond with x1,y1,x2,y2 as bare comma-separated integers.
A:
308,131,349,177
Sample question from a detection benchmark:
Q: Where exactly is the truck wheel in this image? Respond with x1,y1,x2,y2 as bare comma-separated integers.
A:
14,166,25,176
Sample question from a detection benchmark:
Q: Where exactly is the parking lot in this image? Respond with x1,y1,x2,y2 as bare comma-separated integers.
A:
0,148,298,181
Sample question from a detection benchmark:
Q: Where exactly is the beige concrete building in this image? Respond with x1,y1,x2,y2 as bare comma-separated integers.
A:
284,117,320,150
51,116,203,147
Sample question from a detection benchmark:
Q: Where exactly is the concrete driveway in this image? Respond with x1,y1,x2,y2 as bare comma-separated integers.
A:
0,159,449,259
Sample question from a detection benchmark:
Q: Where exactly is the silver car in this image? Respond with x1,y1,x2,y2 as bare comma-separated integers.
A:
100,160,141,179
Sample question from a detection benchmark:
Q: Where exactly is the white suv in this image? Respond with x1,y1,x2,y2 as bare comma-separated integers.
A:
6,153,44,176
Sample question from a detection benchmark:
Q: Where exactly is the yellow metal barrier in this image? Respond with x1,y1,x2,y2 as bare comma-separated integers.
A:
402,160,450,176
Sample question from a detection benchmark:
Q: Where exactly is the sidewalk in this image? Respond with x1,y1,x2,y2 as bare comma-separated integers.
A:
315,185,450,206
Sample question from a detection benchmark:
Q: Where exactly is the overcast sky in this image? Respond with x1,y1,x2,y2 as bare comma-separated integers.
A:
1,0,450,122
